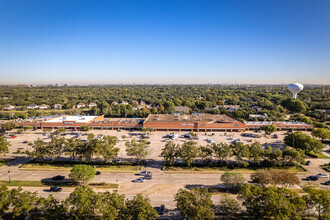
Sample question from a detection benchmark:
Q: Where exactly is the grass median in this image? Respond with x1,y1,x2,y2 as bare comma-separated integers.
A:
0,180,118,188
164,165,306,174
20,162,142,173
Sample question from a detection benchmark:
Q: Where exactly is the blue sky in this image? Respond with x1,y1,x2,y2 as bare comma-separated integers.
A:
0,0,329,84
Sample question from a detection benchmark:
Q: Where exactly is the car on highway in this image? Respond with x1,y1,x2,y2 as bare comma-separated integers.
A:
132,177,145,183
324,181,330,185
95,171,101,175
50,186,62,192
52,175,65,180
137,171,152,176
305,161,311,166
144,174,152,179
305,176,318,181
316,173,329,178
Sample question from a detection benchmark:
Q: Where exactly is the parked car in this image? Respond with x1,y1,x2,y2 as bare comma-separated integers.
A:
159,205,166,215
193,136,199,140
10,135,17,138
305,161,311,166
50,186,62,192
52,175,65,180
316,173,329,178
138,171,151,176
115,158,121,163
273,134,278,139
144,174,152,179
305,176,318,181
132,177,145,183
95,171,101,175
324,181,330,185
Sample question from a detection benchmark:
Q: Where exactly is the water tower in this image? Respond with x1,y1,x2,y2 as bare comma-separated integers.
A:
287,83,304,99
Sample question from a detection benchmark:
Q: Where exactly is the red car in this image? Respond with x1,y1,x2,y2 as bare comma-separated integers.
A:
10,135,17,138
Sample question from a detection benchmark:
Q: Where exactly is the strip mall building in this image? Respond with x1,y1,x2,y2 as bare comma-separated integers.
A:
17,113,313,132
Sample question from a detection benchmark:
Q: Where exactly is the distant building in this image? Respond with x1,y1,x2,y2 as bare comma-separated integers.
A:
315,109,330,115
139,101,146,105
174,106,190,113
52,104,63,109
3,104,15,111
76,103,86,108
249,113,268,119
111,102,119,106
205,106,220,111
2,97,9,100
89,102,97,108
121,101,129,105
15,106,24,110
27,104,39,109
221,105,241,111
39,104,49,110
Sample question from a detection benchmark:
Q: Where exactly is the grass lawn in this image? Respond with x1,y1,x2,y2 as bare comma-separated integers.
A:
20,163,141,173
164,165,306,174
0,180,118,188
307,151,330,159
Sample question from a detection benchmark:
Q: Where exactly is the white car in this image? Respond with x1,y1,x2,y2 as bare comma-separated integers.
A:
316,173,329,178
138,171,152,176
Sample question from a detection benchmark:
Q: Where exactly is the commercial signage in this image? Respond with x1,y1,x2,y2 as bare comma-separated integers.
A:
179,124,194,126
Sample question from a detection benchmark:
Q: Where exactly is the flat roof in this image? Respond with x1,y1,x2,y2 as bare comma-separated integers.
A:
45,116,98,123
144,113,238,124
245,121,311,125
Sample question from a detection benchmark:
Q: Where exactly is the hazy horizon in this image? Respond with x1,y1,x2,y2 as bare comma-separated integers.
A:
1,0,330,85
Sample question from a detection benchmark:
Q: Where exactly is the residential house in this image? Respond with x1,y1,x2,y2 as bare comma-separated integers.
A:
39,104,49,110
52,104,63,109
76,103,86,108
111,102,119,106
89,102,97,108
27,104,39,110
3,104,15,111
121,101,129,105
221,105,241,111
249,113,268,119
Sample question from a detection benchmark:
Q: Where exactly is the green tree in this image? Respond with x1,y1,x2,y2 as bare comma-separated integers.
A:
284,132,323,154
212,143,232,166
0,136,10,155
312,128,330,141
263,146,283,166
218,195,241,218
220,172,245,190
251,170,300,187
98,135,119,163
120,194,158,220
10,187,40,219
160,141,179,166
125,139,150,166
0,186,12,218
302,184,330,219
38,194,67,219
0,122,17,131
64,137,84,161
238,184,306,219
282,147,305,165
65,185,99,219
178,141,199,167
69,165,96,185
231,142,249,167
175,188,214,220
199,145,213,163
80,125,91,132
248,142,264,165
98,191,125,220
27,138,50,159
260,124,277,136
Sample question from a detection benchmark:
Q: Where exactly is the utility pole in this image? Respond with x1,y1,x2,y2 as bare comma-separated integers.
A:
8,170,11,183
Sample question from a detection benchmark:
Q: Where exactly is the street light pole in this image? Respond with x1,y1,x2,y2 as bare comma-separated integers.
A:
8,170,11,183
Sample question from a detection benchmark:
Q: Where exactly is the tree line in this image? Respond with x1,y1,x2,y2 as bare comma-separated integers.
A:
161,140,305,168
